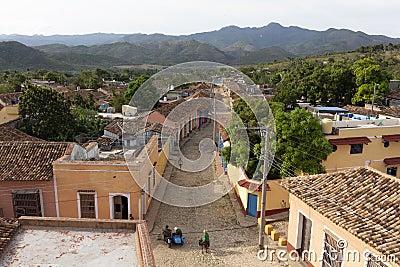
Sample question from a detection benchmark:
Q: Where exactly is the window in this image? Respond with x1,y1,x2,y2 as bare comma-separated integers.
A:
322,230,344,267
332,145,337,152
366,253,389,267
350,144,363,154
12,190,42,217
297,213,312,258
387,167,397,176
78,191,96,218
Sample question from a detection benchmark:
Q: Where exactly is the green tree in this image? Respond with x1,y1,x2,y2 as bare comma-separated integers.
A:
73,93,96,110
77,70,102,89
124,74,150,101
8,72,27,92
19,84,75,141
110,91,126,113
72,107,106,137
225,99,331,179
351,58,389,105
271,107,332,178
43,71,66,84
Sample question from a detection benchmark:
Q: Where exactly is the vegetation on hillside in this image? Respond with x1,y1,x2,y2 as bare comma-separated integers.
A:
241,43,400,108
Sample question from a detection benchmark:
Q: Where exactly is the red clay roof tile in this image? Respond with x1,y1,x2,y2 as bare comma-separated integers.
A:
281,167,400,262
0,142,72,181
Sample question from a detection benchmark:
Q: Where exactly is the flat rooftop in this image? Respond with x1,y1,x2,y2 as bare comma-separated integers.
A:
310,106,349,114
0,226,138,266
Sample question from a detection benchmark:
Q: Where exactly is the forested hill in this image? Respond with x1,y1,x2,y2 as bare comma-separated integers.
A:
1,22,400,70
2,22,399,55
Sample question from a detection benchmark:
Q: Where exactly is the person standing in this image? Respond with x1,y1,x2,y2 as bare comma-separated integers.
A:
203,229,210,253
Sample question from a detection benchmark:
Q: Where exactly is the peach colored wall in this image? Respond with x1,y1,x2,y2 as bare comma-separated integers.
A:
53,136,162,220
0,180,57,218
54,162,142,219
287,193,398,267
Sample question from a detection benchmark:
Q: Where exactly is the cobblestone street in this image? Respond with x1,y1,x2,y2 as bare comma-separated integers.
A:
150,123,293,267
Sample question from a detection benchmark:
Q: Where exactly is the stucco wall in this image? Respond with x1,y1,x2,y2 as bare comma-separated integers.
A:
227,164,290,216
53,162,143,219
324,126,400,177
156,137,170,177
0,180,57,218
287,193,397,267
53,136,160,220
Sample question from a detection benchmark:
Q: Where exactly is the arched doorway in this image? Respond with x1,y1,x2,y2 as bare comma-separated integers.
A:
112,195,128,219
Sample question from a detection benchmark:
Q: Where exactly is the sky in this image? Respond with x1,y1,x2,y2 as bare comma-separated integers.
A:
1,0,400,37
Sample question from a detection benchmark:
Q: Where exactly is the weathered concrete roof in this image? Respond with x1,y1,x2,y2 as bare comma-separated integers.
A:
0,227,138,266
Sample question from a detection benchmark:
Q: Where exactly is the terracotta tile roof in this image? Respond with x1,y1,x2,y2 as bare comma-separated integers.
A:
96,136,116,146
0,92,22,106
0,218,19,256
191,90,212,99
281,167,400,262
343,105,400,117
383,157,400,165
193,83,211,90
104,118,123,137
382,134,400,142
328,137,371,145
0,142,72,181
156,98,186,118
145,122,176,136
0,125,43,141
155,90,213,121
238,179,270,192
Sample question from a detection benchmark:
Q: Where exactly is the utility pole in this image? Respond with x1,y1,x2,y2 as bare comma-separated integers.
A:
211,83,216,144
259,127,269,250
371,83,378,114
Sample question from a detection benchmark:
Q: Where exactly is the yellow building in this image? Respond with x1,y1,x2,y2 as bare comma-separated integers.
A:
227,164,289,217
322,113,400,177
53,136,168,220
0,93,21,124
281,167,399,267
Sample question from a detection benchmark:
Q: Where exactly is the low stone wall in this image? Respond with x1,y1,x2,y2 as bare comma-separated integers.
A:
136,221,156,267
18,216,137,230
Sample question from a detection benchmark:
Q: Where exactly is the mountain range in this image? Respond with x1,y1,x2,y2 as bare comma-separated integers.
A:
0,22,399,70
